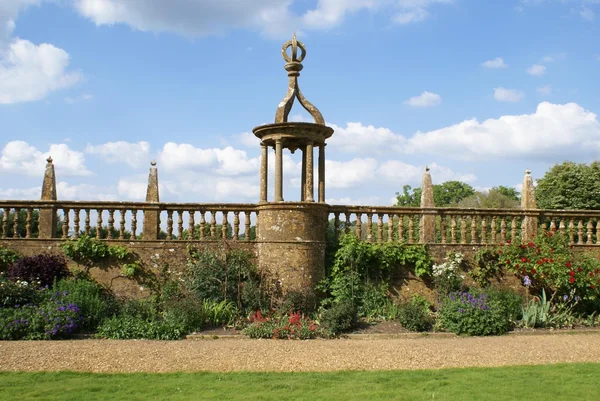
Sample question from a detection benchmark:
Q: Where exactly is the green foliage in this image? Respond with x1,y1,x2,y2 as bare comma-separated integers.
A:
97,315,184,340
457,187,520,209
432,252,465,297
0,275,45,307
7,253,70,288
52,277,118,331
536,161,600,210
319,299,358,335
0,247,21,273
397,295,433,332
440,289,518,336
471,247,502,286
185,248,265,313
396,181,476,207
521,289,580,329
492,231,600,301
201,299,237,327
60,235,109,268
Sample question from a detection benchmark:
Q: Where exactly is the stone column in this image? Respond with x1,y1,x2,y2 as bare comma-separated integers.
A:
260,143,268,203
143,160,160,240
274,139,283,202
318,143,325,203
419,166,436,243
301,145,306,201
521,169,538,242
305,142,314,202
39,156,57,239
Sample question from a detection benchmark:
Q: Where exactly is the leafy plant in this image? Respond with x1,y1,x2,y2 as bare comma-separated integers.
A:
521,289,579,329
243,310,322,340
6,253,70,288
319,299,358,335
397,295,433,332
97,315,184,340
0,247,21,273
432,252,465,297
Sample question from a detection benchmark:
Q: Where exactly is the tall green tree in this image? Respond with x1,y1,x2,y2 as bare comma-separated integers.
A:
536,161,600,210
458,187,520,209
395,181,476,207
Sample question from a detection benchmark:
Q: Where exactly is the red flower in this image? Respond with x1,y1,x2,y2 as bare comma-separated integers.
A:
506,239,511,244
577,267,583,272
591,285,596,290
566,261,572,268
549,259,554,263
531,269,537,275
288,311,301,325
528,242,535,247
521,257,527,263
590,272,595,278
500,242,504,247
498,250,503,254
569,270,575,277
548,232,554,237
515,263,520,268
569,277,575,283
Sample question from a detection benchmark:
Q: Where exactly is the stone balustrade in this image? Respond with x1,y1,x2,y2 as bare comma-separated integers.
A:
0,201,258,242
328,206,600,246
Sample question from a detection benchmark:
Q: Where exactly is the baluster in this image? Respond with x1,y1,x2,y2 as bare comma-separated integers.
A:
549,219,556,232
541,222,547,237
199,211,206,240
210,212,217,239
500,218,506,242
577,220,584,245
387,214,394,243
587,220,594,245
559,219,566,236
84,209,91,236
408,217,414,244
355,213,362,239
596,221,600,245
450,215,457,244
333,212,340,239
397,215,404,242
176,211,183,240
471,215,477,245
12,208,20,238
222,211,229,240
166,210,173,240
96,210,103,239
73,209,80,239
440,215,447,244
460,216,467,244
481,217,487,245
377,213,383,244
491,216,497,244
233,212,240,240
119,209,126,240
1,208,8,238
511,217,517,244
25,208,32,239
188,211,195,240
107,209,115,240
131,210,137,239
344,213,351,234
62,208,69,239
366,213,373,242
568,219,575,245
244,211,251,241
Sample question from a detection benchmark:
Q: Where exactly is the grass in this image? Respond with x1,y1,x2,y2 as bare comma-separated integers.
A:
1,363,597,401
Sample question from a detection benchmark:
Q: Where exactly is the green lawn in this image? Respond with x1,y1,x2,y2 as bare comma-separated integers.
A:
1,363,596,401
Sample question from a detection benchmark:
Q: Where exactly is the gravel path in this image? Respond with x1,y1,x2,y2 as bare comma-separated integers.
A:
2,333,600,373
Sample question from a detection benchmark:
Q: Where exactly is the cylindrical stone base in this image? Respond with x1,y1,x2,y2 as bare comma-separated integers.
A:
256,202,329,307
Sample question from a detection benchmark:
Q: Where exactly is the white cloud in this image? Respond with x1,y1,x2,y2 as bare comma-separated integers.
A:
117,177,148,200
406,102,600,161
0,185,40,199
526,64,546,76
328,122,406,153
158,143,258,176
0,141,91,176
403,91,442,107
481,57,507,68
57,181,117,201
72,0,451,38
377,161,476,184
580,6,595,20
325,196,382,206
537,84,552,95
494,87,524,102
0,38,82,104
326,158,378,189
85,141,150,168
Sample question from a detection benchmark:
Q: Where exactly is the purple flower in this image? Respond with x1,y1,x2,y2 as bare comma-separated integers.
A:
523,276,532,287
563,295,569,302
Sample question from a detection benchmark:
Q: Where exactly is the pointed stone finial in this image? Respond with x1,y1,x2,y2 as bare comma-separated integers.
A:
275,34,325,125
145,160,159,203
425,165,430,172
420,165,435,243
521,168,536,209
421,167,434,208
41,155,57,201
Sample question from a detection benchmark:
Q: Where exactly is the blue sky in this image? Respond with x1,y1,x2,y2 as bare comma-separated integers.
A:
1,0,599,205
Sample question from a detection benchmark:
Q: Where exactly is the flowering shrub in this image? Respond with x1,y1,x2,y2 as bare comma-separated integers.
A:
0,289,82,340
440,290,517,336
0,275,44,308
243,310,322,339
432,252,465,296
493,230,600,301
96,315,184,340
7,253,70,288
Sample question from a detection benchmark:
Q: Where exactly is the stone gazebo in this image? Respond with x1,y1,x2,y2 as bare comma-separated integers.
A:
253,34,334,302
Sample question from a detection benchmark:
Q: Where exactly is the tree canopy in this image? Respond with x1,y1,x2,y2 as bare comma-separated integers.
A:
395,181,476,207
536,161,600,210
457,187,520,209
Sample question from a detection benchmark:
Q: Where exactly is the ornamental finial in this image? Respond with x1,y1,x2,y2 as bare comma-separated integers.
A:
275,34,325,125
